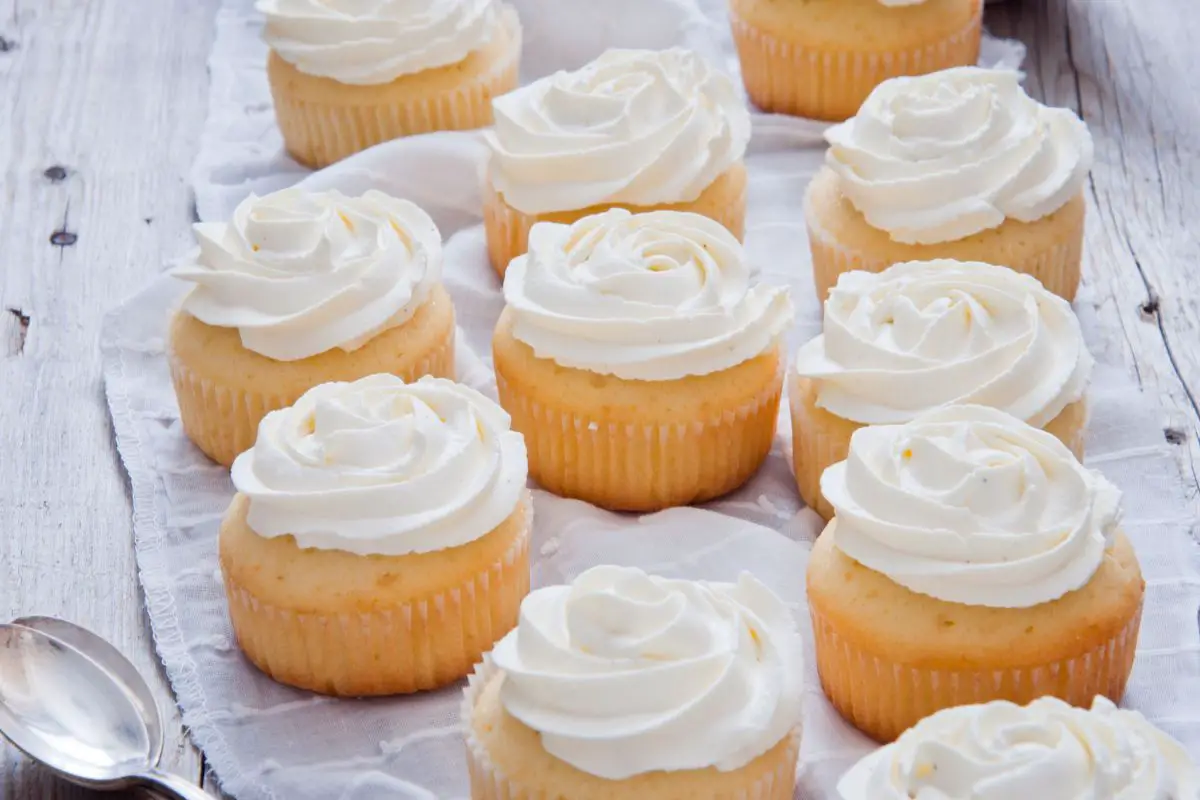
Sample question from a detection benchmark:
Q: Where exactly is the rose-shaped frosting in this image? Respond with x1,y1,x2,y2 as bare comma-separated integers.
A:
485,48,751,214
794,260,1092,426
171,189,441,362
824,67,1093,244
823,404,1121,608
503,209,792,380
256,0,508,85
230,375,528,556
839,696,1200,800
489,566,803,780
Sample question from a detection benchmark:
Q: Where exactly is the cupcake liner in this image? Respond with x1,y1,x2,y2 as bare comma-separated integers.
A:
809,597,1143,743
483,165,748,278
790,373,1089,521
806,203,1084,302
168,309,455,468
1043,396,1089,459
495,358,783,512
269,11,521,169
168,354,297,468
788,374,844,521
482,178,530,278
224,497,531,697
462,658,801,800
730,1,982,121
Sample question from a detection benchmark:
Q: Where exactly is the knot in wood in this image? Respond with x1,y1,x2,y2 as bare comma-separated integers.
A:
50,230,78,247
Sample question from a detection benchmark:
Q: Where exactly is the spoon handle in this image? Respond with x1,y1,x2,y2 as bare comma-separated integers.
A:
138,769,213,799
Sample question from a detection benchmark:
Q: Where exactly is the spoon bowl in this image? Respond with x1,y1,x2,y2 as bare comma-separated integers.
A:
11,615,164,767
0,622,210,799
0,624,149,787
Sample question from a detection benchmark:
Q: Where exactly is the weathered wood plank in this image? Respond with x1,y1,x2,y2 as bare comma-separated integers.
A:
0,0,218,796
988,0,1200,501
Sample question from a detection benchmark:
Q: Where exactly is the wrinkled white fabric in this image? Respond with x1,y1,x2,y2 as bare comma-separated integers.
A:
99,3,1200,800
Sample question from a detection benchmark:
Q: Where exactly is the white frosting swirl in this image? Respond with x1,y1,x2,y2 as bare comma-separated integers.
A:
171,189,441,362
485,48,750,214
839,696,1200,800
489,566,803,780
503,209,792,380
257,0,507,85
230,375,527,556
823,405,1121,608
795,260,1092,426
824,67,1094,244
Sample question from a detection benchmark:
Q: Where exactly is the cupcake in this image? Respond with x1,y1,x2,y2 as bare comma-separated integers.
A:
807,405,1144,742
730,0,982,121
259,0,521,168
790,259,1092,519
838,696,1199,799
807,67,1094,301
463,565,804,799
168,188,454,467
220,374,530,696
493,208,793,511
483,47,751,276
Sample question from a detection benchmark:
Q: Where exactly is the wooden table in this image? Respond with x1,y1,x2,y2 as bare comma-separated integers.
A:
1,0,1196,796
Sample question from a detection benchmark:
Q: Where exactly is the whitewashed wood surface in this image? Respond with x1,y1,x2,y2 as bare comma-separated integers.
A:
0,0,1196,797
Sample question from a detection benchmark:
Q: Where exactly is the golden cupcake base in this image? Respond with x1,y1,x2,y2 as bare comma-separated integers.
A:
730,0,982,121
492,308,782,512
220,493,531,697
805,167,1085,302
483,162,748,278
463,659,801,800
168,284,456,467
806,525,1144,742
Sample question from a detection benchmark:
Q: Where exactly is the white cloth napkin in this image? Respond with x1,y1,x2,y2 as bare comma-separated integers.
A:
100,1,1199,798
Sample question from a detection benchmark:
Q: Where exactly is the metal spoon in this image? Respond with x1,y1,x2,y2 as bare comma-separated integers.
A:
0,622,210,799
12,615,165,768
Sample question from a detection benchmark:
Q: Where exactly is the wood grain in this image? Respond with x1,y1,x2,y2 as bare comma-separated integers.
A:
0,0,1196,798
0,0,217,796
988,0,1200,501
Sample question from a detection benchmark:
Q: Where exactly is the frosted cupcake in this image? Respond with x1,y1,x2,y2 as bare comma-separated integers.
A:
259,0,521,168
839,696,1199,799
464,566,804,800
220,374,530,696
483,47,751,276
730,0,982,121
791,259,1092,518
807,68,1094,301
808,405,1144,742
493,209,793,511
168,189,454,467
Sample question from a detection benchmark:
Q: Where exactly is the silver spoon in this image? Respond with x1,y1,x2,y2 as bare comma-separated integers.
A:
12,615,165,768
0,622,210,799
